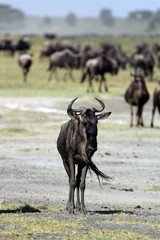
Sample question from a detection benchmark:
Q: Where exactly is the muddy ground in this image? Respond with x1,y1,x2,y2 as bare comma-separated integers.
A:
0,96,160,239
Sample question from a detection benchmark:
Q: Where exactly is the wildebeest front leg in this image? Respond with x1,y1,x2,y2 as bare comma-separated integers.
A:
76,164,82,211
130,105,134,127
67,156,76,214
87,75,94,93
99,75,108,92
23,69,28,83
62,160,72,211
137,106,144,127
151,105,156,127
69,68,75,81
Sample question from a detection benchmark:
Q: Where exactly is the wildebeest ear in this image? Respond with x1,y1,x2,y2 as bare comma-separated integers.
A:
96,112,111,120
67,109,79,120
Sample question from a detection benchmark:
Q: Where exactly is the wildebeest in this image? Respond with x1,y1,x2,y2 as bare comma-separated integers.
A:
0,38,31,56
124,73,150,127
57,98,111,214
47,49,81,81
12,37,31,56
100,42,128,70
40,41,80,59
0,39,13,56
130,49,155,81
150,81,160,127
18,53,33,83
81,55,119,92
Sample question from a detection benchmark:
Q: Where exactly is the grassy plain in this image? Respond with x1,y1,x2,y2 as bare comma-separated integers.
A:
0,35,159,97
0,35,160,240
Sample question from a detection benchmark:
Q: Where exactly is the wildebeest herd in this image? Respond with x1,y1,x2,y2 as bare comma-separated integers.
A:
0,37,160,127
0,36,159,128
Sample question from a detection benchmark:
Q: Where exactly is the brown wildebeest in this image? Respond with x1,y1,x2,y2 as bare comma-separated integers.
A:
81,55,119,92
18,53,32,83
57,98,111,214
124,74,150,127
47,49,81,81
150,81,160,127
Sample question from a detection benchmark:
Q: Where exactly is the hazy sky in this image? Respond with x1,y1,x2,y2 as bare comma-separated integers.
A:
0,0,160,17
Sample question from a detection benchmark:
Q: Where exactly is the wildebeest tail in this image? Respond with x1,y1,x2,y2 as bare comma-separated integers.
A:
88,159,111,181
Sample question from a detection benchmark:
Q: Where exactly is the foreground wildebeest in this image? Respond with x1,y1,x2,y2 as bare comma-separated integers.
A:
18,53,33,83
124,74,150,127
150,81,160,127
57,98,111,214
48,49,81,81
81,55,119,92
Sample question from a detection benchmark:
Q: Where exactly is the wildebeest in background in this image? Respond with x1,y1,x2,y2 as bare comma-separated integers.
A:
81,55,119,92
43,33,57,40
47,49,81,81
150,81,160,127
0,37,31,56
18,53,33,83
12,37,31,56
0,39,13,56
100,42,128,70
124,73,150,127
57,98,111,214
39,41,80,59
130,43,155,81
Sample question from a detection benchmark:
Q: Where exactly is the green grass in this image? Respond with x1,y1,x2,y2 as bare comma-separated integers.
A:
146,185,160,192
0,204,158,240
0,127,38,137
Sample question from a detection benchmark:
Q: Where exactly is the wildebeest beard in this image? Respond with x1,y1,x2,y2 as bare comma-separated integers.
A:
75,111,98,163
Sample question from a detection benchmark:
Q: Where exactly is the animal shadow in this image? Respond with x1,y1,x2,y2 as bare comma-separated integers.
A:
0,204,41,214
89,208,134,215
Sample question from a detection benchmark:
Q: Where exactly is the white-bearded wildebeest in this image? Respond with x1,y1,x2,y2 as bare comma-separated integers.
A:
81,55,119,92
47,49,81,81
18,53,33,83
124,74,150,127
57,98,111,214
150,81,160,127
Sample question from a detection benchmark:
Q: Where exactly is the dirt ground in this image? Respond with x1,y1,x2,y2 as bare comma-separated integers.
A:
0,95,160,239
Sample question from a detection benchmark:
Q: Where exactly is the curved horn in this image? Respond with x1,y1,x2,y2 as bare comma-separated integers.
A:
92,98,105,112
67,98,86,118
67,97,78,111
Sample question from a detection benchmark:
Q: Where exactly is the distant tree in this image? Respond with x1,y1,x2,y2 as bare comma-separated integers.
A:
128,10,153,21
147,9,160,31
66,12,77,26
42,16,52,26
99,8,114,26
0,4,25,25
